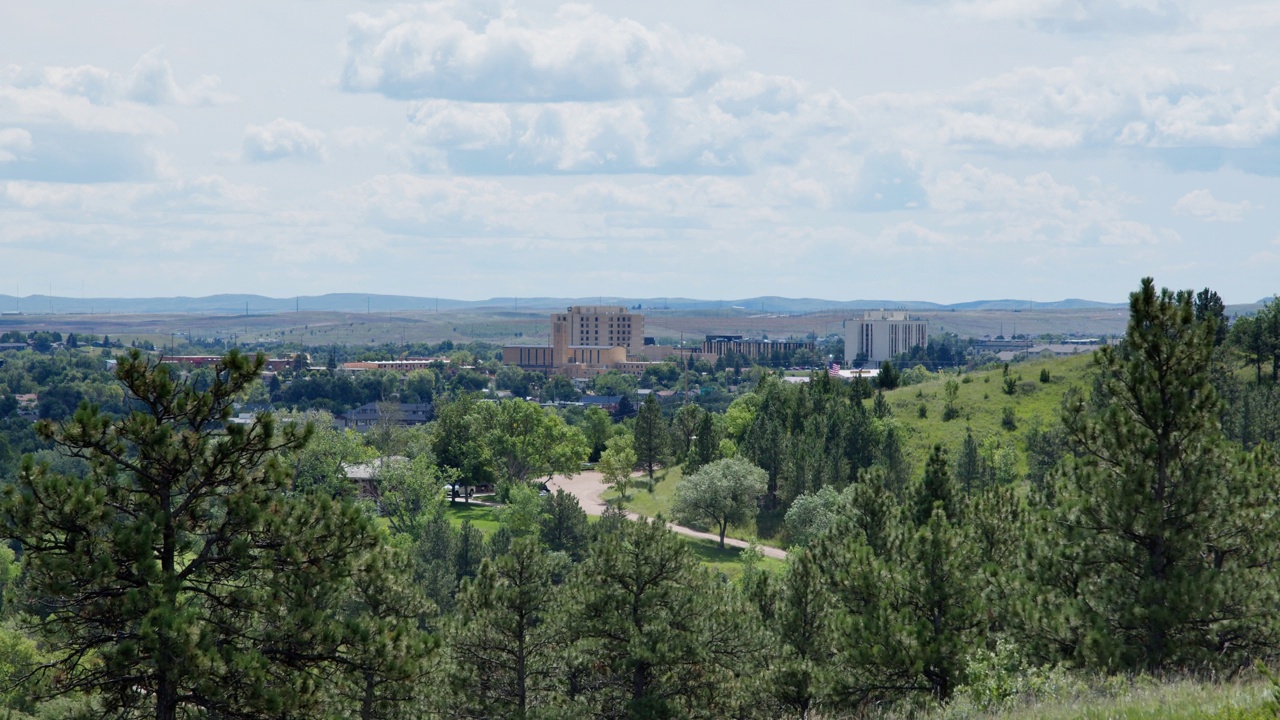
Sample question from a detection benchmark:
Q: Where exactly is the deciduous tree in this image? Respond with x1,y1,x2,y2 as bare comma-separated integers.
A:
673,457,767,549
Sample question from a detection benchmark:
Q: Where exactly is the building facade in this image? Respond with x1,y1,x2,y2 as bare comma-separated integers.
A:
504,306,648,377
552,306,644,359
699,335,815,361
845,311,929,365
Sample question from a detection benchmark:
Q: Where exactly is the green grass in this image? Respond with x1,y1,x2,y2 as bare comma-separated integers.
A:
920,675,1273,720
605,465,786,548
678,536,785,581
608,465,682,518
883,353,1096,477
443,502,500,534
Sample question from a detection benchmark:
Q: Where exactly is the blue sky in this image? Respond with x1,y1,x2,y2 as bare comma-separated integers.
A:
1,0,1277,303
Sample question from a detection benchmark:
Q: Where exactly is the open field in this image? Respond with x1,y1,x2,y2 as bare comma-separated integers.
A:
884,353,1096,477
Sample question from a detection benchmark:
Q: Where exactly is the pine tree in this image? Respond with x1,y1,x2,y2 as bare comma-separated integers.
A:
768,548,835,719
1049,278,1280,671
565,518,765,718
446,537,568,719
914,444,955,527
539,488,590,560
813,458,981,711
0,350,398,719
954,428,983,495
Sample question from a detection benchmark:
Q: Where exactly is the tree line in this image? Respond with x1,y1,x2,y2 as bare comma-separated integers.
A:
1,278,1280,718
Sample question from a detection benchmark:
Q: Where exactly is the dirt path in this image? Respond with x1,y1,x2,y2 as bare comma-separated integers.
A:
546,471,789,561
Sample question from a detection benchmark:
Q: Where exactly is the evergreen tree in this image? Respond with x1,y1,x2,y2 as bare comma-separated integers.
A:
1049,278,1280,671
768,548,835,719
539,488,590,560
446,537,568,719
0,350,398,719
877,361,899,390
687,411,718,472
813,492,980,709
914,444,956,527
565,518,765,719
954,428,983,495
632,393,666,481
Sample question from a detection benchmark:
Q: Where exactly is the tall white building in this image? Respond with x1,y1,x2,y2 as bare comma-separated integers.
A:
846,310,928,365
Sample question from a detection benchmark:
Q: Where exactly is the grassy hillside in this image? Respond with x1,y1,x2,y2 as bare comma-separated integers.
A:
915,674,1273,720
882,353,1097,477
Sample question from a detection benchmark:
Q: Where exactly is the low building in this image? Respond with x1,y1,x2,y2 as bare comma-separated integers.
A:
340,358,447,373
579,395,623,413
336,402,433,431
160,355,297,371
700,335,815,361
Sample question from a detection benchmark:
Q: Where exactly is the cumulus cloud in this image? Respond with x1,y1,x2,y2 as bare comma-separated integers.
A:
926,164,1178,246
241,119,327,163
124,48,234,106
854,58,1280,163
0,128,33,162
1173,189,1258,222
398,75,851,175
340,2,742,102
0,51,228,183
766,151,927,212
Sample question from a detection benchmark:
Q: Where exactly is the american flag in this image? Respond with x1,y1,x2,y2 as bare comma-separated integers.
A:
828,362,841,378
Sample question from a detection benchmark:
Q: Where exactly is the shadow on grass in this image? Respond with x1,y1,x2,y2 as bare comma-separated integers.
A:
443,503,500,533
680,536,749,563
755,506,786,541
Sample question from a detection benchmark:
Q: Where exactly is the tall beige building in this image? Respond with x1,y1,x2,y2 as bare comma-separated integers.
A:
846,310,928,364
503,305,648,378
550,306,644,364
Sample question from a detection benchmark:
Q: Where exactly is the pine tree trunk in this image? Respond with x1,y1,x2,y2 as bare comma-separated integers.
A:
361,670,376,720
157,678,177,720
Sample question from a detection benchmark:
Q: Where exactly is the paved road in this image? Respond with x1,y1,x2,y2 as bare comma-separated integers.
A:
546,470,789,561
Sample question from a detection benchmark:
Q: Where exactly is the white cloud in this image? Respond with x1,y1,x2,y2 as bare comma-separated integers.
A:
1173,188,1257,222
124,48,234,106
0,128,33,162
854,58,1280,160
0,51,226,182
398,77,852,175
766,151,927,212
0,176,261,218
926,164,1179,247
241,119,327,163
340,2,742,101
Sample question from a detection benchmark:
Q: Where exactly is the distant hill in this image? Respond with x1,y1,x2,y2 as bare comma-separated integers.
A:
0,293,1126,316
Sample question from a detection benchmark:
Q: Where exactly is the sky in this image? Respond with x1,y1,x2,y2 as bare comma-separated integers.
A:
1,0,1278,304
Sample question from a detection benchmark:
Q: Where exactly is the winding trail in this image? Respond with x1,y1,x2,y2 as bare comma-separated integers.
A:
547,470,789,561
